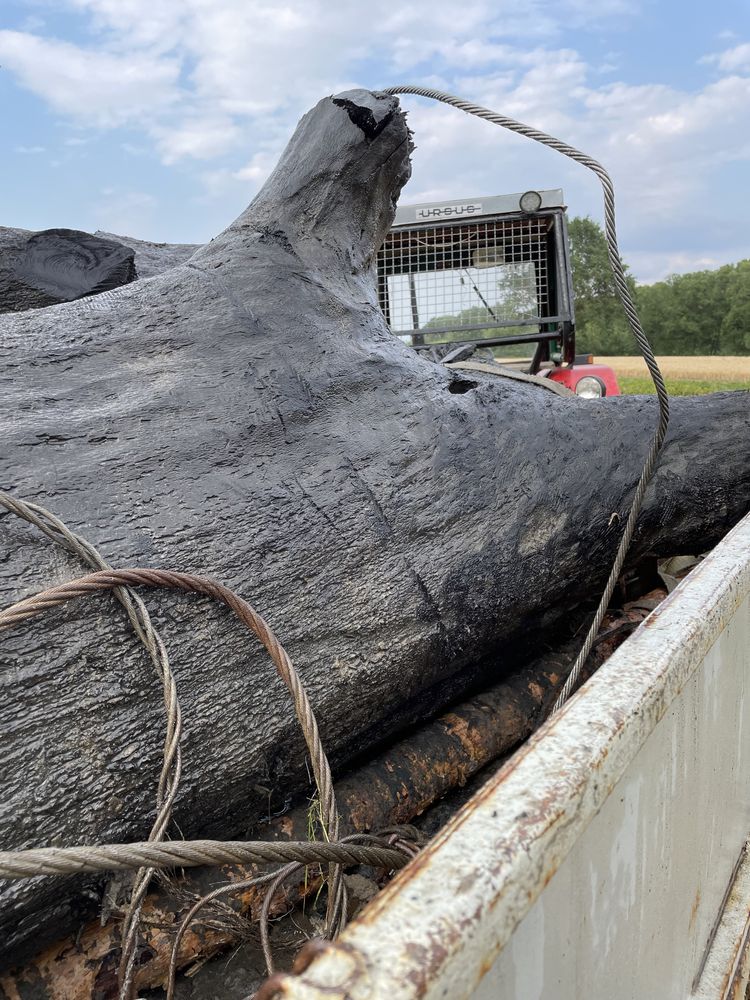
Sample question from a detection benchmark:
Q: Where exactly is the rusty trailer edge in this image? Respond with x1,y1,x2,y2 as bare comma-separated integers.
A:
265,511,750,1000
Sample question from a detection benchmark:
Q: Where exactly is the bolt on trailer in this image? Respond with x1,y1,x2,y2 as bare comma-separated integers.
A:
376,189,620,397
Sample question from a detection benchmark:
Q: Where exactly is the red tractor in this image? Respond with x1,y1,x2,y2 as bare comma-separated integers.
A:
376,188,620,397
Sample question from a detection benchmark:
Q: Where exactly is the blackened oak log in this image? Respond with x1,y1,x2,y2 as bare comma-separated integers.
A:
0,88,749,967
0,226,196,313
0,226,58,312
92,231,198,279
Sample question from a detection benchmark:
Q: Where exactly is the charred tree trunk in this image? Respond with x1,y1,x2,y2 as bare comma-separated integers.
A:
1,88,749,966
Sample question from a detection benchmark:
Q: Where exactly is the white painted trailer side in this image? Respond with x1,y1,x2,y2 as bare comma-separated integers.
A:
264,511,750,1000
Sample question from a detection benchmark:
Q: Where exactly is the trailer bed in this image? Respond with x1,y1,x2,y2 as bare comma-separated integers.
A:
265,511,750,1000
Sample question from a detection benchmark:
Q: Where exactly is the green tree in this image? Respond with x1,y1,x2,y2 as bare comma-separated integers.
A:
567,216,634,355
719,261,750,353
637,261,750,355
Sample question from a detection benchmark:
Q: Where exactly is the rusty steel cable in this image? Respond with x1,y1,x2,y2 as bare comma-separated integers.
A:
0,566,339,845
383,86,671,713
0,834,408,991
0,491,182,999
258,863,306,978
0,565,349,969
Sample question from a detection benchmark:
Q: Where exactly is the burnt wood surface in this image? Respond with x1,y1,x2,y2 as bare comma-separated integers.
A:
1,88,749,966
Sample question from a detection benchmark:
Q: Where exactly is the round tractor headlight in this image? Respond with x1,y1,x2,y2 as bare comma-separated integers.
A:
519,190,543,213
575,375,605,398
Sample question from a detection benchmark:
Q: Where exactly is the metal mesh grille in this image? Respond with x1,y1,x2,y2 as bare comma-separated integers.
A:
377,215,553,337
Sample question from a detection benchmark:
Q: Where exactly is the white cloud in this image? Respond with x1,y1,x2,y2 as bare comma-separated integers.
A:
0,0,640,165
705,42,750,73
19,14,46,32
1,3,749,282
198,148,282,201
13,144,46,154
581,74,750,219
232,150,278,184
0,29,180,127
390,43,750,281
152,116,242,163
121,142,149,156
629,246,750,285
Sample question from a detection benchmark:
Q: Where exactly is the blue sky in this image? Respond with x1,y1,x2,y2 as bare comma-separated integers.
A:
2,0,749,282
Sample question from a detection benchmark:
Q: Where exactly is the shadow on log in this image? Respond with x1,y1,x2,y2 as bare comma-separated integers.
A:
1,88,749,967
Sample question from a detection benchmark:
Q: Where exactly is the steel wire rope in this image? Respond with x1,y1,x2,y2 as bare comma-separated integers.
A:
382,86,671,713
0,564,349,983
0,492,182,998
0,839,408,879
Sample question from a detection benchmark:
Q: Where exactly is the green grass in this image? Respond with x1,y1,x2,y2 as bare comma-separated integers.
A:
618,375,750,396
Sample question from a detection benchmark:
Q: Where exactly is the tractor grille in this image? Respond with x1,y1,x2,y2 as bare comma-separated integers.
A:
376,215,554,338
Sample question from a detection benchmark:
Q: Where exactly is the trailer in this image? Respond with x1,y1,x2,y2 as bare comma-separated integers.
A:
261,509,750,1000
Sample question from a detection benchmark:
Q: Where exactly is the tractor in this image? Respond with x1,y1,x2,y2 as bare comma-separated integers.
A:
376,188,620,397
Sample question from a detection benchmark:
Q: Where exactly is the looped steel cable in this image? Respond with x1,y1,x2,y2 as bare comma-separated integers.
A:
0,567,338,850
0,564,346,978
0,492,181,999
383,86,670,712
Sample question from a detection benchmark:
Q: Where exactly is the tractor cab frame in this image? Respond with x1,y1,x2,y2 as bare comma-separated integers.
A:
376,189,619,397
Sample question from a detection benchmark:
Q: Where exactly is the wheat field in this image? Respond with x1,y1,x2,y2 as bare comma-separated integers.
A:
596,356,750,381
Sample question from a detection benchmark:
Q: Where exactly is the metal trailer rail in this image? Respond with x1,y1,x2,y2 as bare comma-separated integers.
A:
265,511,750,1000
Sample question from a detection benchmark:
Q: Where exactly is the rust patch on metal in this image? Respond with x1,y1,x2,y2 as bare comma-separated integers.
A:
693,845,749,993
292,938,336,974
403,929,454,998
727,917,750,1000
690,887,701,932
253,972,290,1000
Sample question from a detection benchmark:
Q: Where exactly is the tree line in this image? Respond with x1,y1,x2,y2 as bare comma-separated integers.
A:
569,217,750,355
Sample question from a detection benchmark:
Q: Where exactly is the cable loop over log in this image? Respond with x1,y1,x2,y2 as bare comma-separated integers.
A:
0,561,347,985
0,567,341,885
0,567,339,855
0,491,183,998
383,86,671,711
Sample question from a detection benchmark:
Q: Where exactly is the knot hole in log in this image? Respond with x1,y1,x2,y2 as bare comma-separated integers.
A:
447,377,478,394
